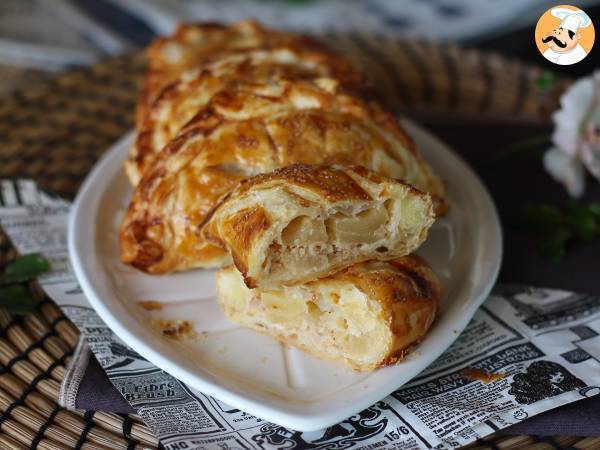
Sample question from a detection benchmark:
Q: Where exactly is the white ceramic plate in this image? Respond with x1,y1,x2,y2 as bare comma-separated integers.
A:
68,120,502,432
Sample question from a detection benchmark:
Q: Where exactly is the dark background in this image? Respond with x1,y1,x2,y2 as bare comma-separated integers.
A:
425,4,600,294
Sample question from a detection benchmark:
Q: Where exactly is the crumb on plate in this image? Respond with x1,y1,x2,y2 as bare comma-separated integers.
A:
151,319,197,340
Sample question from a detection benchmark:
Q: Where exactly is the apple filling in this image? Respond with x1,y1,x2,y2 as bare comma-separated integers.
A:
218,267,391,367
265,201,403,282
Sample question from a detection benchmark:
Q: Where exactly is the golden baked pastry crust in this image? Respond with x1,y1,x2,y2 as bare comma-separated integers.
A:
216,255,440,371
138,20,328,126
120,75,446,274
127,45,365,185
203,164,435,289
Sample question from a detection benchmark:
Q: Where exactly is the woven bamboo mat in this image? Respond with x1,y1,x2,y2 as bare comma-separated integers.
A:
0,36,596,449
0,65,50,99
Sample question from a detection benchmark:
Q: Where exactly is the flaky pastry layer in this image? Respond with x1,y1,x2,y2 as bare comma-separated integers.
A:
138,20,327,125
204,164,435,288
129,42,365,185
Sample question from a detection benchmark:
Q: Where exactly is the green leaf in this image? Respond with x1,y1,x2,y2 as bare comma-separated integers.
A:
536,71,559,92
516,201,600,262
516,204,563,232
588,202,600,219
567,204,599,241
0,285,37,315
539,226,572,263
2,254,50,284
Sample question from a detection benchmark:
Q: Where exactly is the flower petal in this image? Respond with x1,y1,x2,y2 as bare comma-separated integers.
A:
543,147,586,198
551,110,580,156
557,76,594,121
581,143,600,180
551,74,596,156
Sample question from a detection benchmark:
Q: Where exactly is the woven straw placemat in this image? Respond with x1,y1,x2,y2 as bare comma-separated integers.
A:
0,36,596,449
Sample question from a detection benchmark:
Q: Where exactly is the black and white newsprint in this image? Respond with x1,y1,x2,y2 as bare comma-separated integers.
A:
1,179,599,450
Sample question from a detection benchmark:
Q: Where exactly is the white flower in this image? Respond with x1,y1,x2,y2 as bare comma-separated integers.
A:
543,147,585,197
545,70,600,197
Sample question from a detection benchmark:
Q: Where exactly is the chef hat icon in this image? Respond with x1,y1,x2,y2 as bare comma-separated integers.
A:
551,7,592,33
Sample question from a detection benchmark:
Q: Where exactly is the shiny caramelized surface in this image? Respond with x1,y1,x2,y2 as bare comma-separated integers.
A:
232,164,374,202
138,20,328,123
129,44,366,184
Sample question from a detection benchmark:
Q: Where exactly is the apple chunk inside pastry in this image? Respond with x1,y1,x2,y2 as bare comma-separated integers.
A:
216,255,440,371
203,164,435,289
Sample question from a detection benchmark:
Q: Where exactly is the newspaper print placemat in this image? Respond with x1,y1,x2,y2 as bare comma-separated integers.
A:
1,179,599,450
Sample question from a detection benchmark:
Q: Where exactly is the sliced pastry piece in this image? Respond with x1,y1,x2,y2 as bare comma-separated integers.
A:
216,255,441,371
204,164,435,289
120,76,445,274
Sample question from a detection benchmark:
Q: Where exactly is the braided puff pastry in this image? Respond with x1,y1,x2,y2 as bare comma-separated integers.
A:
120,76,445,274
204,164,434,289
138,19,326,125
127,46,364,185
216,255,440,371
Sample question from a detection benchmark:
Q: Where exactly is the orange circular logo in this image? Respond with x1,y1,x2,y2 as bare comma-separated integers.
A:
535,5,595,65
